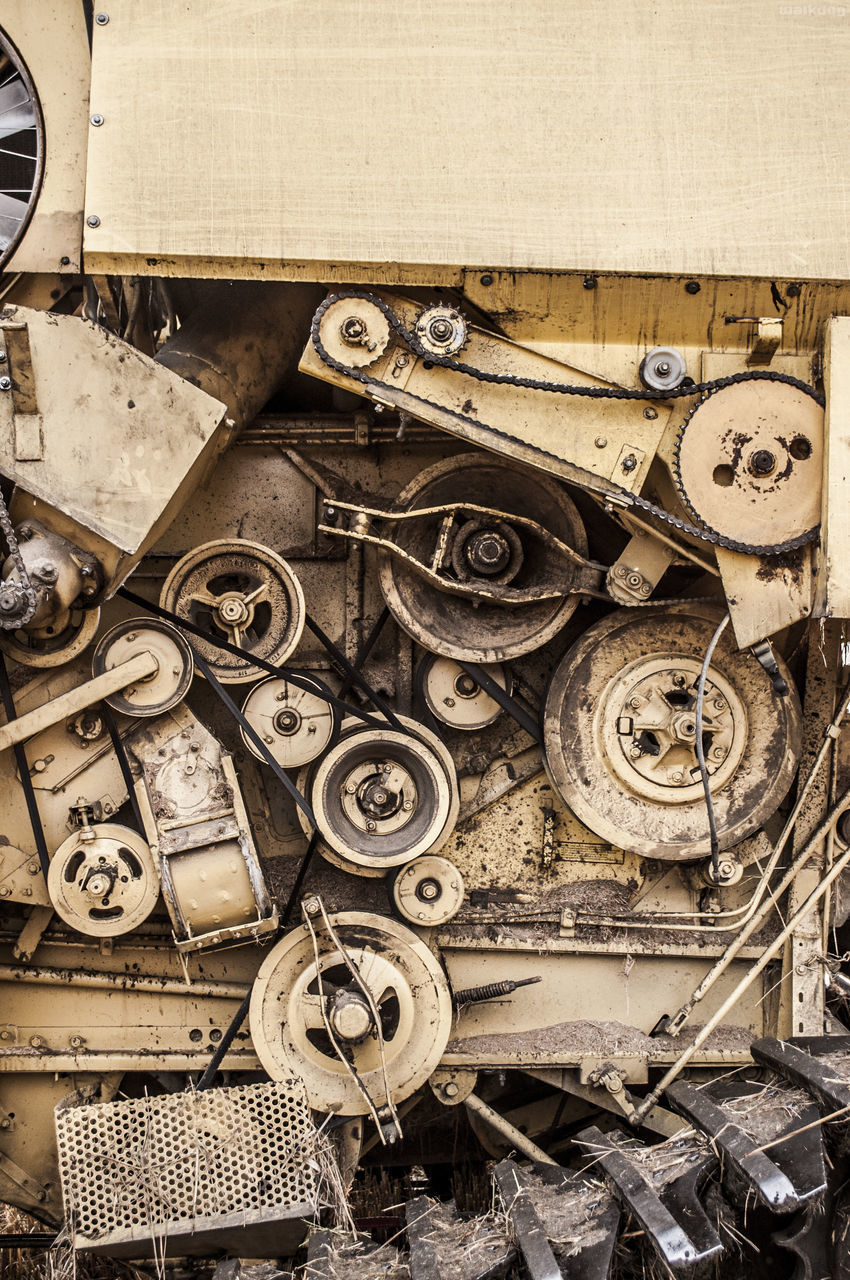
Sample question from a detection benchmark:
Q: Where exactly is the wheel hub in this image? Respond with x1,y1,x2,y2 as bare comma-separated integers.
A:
341,760,418,833
602,655,748,805
329,990,374,1044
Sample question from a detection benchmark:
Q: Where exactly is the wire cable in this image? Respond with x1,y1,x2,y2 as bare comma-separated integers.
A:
694,613,730,878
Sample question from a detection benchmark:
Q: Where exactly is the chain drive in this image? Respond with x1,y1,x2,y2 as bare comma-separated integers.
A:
310,291,822,558
0,486,35,628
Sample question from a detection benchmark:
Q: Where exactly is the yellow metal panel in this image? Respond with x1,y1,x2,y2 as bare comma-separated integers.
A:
83,0,850,282
816,316,850,618
2,0,89,274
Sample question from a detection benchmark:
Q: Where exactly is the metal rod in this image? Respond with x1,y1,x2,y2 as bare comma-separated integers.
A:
464,1092,558,1164
0,962,249,999
665,781,850,1035
632,834,850,1123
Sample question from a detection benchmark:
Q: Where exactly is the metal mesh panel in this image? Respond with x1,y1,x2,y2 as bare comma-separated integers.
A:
55,1079,318,1241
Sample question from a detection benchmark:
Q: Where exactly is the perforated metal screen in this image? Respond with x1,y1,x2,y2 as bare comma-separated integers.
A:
55,1079,318,1242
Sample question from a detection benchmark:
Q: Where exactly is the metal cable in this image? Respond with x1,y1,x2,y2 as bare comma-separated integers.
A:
694,614,730,877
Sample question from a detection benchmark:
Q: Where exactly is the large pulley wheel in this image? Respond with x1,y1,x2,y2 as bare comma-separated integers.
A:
160,539,305,683
304,715,458,872
673,382,823,548
240,673,338,769
543,604,802,861
0,606,101,668
91,617,194,716
249,911,452,1115
47,824,160,937
378,453,588,662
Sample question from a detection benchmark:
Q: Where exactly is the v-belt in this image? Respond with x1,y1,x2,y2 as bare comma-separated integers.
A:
310,291,823,558
0,649,50,877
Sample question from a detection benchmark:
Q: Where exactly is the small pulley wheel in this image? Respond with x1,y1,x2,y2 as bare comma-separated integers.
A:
0,606,101,668
316,296,391,368
542,604,802,861
249,911,452,1114
393,855,464,926
91,617,194,716
422,655,510,730
160,539,305,683
47,824,160,937
307,715,458,871
240,674,338,769
378,453,587,662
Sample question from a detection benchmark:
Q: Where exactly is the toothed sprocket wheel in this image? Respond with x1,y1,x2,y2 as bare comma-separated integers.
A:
673,380,823,549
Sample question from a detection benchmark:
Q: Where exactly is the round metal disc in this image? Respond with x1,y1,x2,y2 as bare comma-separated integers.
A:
240,673,338,769
543,604,802,861
673,381,823,546
161,539,305,684
0,606,100,668
309,715,459,870
393,855,464,926
0,31,44,270
249,911,452,1114
378,453,588,662
317,296,391,368
91,617,193,716
422,656,510,730
92,617,194,716
47,824,160,937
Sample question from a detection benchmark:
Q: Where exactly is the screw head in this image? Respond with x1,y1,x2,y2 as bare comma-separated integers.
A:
479,273,494,287
444,1081,459,1098
366,819,377,832
90,113,104,126
594,435,607,448
685,280,701,294
95,11,109,22
0,376,11,391
583,275,598,290
86,214,101,228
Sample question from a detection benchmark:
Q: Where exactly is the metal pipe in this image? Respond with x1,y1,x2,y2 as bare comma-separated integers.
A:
0,963,249,999
664,782,850,1035
464,1092,558,1165
155,281,324,429
631,835,850,1124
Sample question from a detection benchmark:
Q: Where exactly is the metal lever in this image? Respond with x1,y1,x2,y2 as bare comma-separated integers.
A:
0,649,158,754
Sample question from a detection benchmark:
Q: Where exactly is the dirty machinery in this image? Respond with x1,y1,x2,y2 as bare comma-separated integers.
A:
1,3,850,1278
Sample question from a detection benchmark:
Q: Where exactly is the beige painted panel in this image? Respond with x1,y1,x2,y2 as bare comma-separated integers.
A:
3,0,89,274
817,317,850,618
0,305,226,555
83,0,850,281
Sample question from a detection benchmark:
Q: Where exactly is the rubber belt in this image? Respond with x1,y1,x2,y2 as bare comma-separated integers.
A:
0,651,50,877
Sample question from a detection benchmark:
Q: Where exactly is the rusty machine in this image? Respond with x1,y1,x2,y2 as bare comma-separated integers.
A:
1,2,850,1276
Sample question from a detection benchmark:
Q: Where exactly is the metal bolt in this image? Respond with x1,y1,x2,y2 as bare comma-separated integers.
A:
672,674,686,687
345,781,357,794
685,280,701,294
0,589,18,612
0,888,10,898
629,744,642,759
711,746,725,761
29,1035,44,1048
643,407,658,420
583,276,597,290
656,361,670,376
479,273,493,287
86,214,101,228
70,1035,85,1049
670,770,684,783
366,820,377,832
402,799,414,811
629,697,641,709
0,350,6,362
303,896,321,916
594,435,607,448
713,698,726,711
444,1081,459,1098
621,455,638,473
0,376,11,391
90,113,104,126
95,11,109,23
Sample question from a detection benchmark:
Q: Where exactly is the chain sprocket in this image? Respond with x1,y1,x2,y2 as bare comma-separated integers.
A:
0,487,36,628
310,291,823,557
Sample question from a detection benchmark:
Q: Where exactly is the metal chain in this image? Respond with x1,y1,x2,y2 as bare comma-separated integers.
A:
0,486,36,628
310,291,822,558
